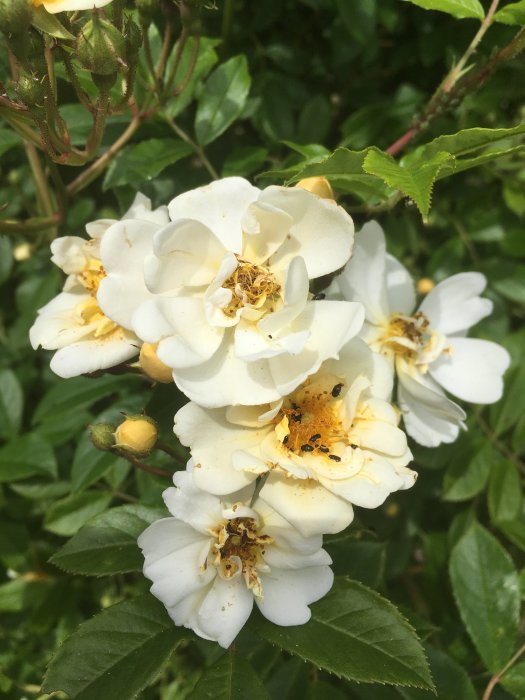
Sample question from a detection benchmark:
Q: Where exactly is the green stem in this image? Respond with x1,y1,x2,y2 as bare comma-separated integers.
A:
482,642,525,700
0,214,61,234
166,117,218,179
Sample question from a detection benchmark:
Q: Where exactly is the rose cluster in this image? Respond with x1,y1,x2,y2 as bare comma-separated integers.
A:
30,177,510,647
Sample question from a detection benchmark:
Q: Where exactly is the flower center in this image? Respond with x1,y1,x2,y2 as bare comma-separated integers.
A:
221,258,281,318
77,258,106,297
75,297,119,338
275,374,352,463
382,312,449,370
211,516,272,599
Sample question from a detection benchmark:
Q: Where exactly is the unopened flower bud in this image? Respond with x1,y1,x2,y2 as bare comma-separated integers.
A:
114,416,158,456
0,0,32,36
417,277,435,295
295,176,334,200
76,17,126,76
13,242,32,261
16,74,46,111
139,343,173,384
124,17,142,64
90,423,117,451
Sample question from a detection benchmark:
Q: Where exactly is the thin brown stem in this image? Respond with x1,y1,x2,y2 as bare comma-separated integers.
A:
0,214,61,234
477,413,525,475
114,449,171,478
165,28,189,95
482,642,525,700
66,114,141,195
174,35,200,96
166,117,218,179
156,19,174,82
24,142,55,221
157,442,182,460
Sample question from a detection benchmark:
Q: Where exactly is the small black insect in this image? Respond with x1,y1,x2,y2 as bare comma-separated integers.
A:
283,435,289,444
331,383,343,398
309,433,321,442
301,444,314,452
313,292,326,300
329,454,342,462
350,443,358,449
292,413,302,422
319,446,330,453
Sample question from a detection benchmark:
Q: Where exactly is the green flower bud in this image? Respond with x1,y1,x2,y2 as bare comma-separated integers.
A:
16,74,46,111
90,423,117,451
0,0,32,36
114,415,158,456
76,17,126,77
124,17,142,64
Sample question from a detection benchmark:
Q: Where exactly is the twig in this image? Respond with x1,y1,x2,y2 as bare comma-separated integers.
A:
477,413,525,476
174,35,200,96
157,441,182,460
482,642,525,700
166,117,218,179
0,214,61,234
114,448,171,478
66,113,141,195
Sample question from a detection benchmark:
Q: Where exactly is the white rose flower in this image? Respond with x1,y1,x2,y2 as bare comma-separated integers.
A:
174,339,416,537
138,467,334,649
101,177,362,407
328,221,510,447
30,194,169,378
32,0,113,13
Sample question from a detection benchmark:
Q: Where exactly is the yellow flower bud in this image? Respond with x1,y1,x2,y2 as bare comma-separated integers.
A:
295,177,334,200
417,277,435,295
13,242,32,261
139,343,173,384
114,416,158,456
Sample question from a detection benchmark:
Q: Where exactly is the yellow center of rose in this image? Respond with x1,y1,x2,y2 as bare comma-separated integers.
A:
208,515,273,599
75,297,118,338
77,258,106,297
384,311,430,357
221,258,281,318
275,374,354,463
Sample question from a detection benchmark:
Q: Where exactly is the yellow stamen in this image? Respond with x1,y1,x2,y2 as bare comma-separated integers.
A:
221,258,281,318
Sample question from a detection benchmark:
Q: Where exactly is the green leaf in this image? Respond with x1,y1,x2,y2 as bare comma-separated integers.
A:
33,375,141,424
488,459,523,523
416,125,525,160
0,434,56,482
103,139,192,190
495,0,525,25
195,55,252,146
503,660,525,699
71,431,119,492
0,369,23,440
164,37,221,119
32,5,76,39
50,504,165,576
251,578,434,690
324,535,386,588
402,0,484,20
442,439,494,502
189,652,270,700
491,362,525,436
42,595,185,700
44,491,112,536
449,522,520,671
222,146,268,177
363,149,452,218
0,130,21,158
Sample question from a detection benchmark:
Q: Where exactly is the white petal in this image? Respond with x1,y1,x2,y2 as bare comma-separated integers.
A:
139,519,214,608
270,300,365,397
429,337,510,404
258,256,309,336
174,337,280,407
419,272,492,335
319,453,415,509
328,221,390,325
257,566,333,626
147,220,228,291
163,473,223,533
173,402,264,494
196,575,254,648
49,332,138,378
397,360,466,447
241,199,293,264
134,297,224,369
98,219,159,329
252,497,324,555
168,178,260,254
259,474,354,537
50,236,92,274
262,186,354,278
386,253,416,315
30,291,94,349
122,192,170,225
